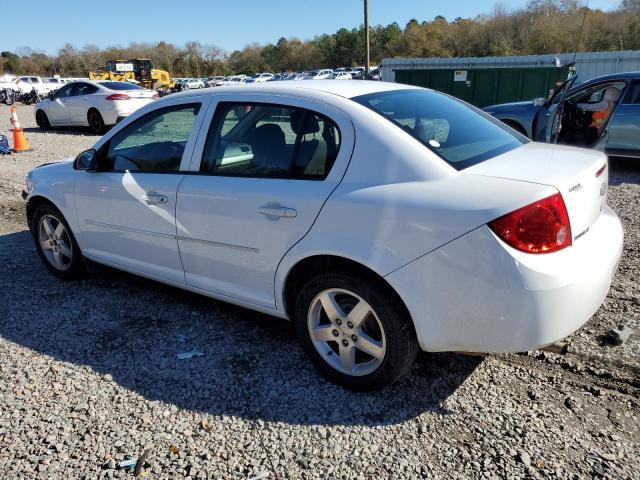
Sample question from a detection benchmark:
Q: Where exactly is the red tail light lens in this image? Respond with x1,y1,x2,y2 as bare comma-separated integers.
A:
489,193,572,254
106,93,130,101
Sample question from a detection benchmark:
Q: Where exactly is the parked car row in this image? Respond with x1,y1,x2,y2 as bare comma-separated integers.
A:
172,67,381,90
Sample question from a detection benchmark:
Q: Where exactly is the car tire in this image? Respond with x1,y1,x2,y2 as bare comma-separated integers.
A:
35,110,51,130
31,204,85,280
88,109,106,134
294,271,418,391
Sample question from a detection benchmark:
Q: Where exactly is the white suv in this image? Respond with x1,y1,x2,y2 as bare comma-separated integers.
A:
14,76,58,95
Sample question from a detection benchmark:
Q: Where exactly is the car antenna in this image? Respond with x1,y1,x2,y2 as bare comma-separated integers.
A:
551,1,589,144
571,0,590,67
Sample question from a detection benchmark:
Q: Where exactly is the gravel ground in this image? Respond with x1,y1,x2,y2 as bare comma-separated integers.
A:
0,104,638,479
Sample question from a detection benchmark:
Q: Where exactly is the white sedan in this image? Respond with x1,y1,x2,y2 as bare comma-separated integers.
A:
35,81,158,134
334,72,352,80
24,81,623,390
183,79,205,89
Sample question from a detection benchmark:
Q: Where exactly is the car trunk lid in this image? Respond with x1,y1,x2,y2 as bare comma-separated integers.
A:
464,142,608,242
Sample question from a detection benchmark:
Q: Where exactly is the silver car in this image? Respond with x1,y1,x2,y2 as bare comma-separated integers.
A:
483,72,640,158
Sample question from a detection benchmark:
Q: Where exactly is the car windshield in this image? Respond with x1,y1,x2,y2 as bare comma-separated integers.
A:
100,81,143,90
353,89,526,170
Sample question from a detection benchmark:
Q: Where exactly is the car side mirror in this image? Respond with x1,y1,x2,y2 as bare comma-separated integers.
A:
533,97,546,107
74,149,100,171
48,92,54,100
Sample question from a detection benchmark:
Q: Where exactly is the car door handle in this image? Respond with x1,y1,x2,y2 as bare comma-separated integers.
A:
142,192,168,205
257,206,297,218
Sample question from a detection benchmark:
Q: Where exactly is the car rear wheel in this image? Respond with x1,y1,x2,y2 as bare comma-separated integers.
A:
294,271,418,391
88,110,105,134
31,204,85,280
35,110,51,130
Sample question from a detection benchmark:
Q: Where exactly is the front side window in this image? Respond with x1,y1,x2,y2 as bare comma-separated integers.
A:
201,103,341,179
568,81,626,105
105,103,201,172
75,83,98,96
353,89,525,170
55,84,75,99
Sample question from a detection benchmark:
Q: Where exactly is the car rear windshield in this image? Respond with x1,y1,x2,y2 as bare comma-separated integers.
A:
99,81,143,90
353,89,526,170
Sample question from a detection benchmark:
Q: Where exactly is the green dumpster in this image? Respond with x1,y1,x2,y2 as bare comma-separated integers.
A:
394,66,569,108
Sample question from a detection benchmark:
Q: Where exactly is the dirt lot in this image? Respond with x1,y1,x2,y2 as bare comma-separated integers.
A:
0,104,638,479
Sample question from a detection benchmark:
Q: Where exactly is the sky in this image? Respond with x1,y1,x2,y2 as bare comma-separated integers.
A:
1,0,621,55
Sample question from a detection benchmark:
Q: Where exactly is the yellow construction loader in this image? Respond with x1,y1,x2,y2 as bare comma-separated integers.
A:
89,59,174,91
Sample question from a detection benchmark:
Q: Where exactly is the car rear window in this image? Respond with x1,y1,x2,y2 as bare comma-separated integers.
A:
99,81,143,90
353,89,526,170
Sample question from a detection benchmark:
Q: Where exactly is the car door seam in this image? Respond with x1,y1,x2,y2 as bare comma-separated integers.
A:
271,113,358,311
175,174,189,283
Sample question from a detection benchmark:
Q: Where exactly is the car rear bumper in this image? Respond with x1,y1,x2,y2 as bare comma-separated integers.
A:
385,205,623,353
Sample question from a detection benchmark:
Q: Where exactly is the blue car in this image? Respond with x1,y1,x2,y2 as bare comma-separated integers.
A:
483,72,640,158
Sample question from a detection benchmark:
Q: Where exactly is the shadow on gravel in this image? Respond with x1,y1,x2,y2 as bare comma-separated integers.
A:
609,157,640,186
0,229,481,427
21,126,101,137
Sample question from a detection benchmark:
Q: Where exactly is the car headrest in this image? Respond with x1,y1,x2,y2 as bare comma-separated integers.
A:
603,87,621,103
290,110,320,135
253,124,285,147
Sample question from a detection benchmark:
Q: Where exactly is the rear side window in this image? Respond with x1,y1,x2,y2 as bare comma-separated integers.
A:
624,82,640,104
201,103,341,179
353,89,525,170
106,103,201,172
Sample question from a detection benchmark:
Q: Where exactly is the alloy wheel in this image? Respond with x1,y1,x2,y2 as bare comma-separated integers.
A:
38,214,73,271
307,288,386,376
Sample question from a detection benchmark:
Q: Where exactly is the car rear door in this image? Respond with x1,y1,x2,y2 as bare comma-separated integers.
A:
74,98,207,283
176,95,354,308
604,80,640,157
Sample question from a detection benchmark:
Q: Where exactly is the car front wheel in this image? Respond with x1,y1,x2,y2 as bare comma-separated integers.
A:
35,110,51,129
31,204,85,280
294,271,418,391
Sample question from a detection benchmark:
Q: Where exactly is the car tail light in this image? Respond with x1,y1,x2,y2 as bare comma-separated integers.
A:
152,92,159,99
595,162,606,178
488,193,572,254
106,93,130,101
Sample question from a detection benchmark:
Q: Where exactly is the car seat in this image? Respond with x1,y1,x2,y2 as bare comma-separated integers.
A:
251,123,288,172
290,110,328,176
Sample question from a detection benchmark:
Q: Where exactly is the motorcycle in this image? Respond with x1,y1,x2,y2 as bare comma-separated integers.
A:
16,88,45,105
0,88,16,105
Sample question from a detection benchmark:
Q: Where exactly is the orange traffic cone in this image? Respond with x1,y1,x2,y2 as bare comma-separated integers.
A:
9,106,32,152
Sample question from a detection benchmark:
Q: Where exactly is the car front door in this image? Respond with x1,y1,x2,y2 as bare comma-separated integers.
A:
604,80,640,157
66,82,98,125
74,100,206,283
532,75,577,142
176,97,354,308
47,83,75,125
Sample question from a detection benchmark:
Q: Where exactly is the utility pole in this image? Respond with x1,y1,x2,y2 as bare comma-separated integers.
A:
364,0,370,78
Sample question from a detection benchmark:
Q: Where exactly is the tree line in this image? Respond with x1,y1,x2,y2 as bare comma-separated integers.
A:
2,0,639,78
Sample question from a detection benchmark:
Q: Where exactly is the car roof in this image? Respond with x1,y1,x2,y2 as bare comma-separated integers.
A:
169,80,418,100
576,71,640,84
